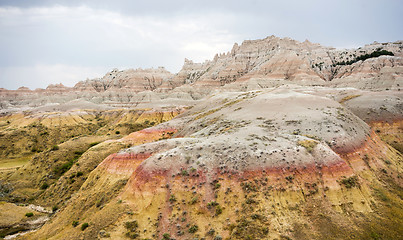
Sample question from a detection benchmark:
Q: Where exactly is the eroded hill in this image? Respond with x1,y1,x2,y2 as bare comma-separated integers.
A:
0,36,402,240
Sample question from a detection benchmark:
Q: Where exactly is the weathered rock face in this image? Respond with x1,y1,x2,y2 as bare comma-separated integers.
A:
1,36,402,111
168,36,403,93
73,67,173,93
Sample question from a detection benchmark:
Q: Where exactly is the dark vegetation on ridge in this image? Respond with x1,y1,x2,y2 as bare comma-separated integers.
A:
334,49,394,66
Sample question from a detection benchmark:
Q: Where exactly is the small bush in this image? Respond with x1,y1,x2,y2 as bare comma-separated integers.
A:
215,205,223,215
190,197,198,205
207,201,219,208
72,221,79,227
181,170,188,176
298,140,318,153
25,212,33,217
51,145,59,151
207,228,215,235
40,183,49,190
162,233,170,239
96,198,103,208
52,206,58,212
115,130,120,134
169,194,176,202
285,175,294,182
76,171,83,177
340,176,359,188
189,225,198,233
125,232,139,239
81,222,89,231
124,220,138,232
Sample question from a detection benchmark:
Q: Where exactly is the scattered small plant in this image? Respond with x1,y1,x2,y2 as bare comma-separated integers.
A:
72,221,79,227
125,220,139,239
189,225,199,233
190,197,198,205
125,220,138,231
169,194,176,202
81,222,89,231
25,212,33,217
340,175,359,188
207,201,219,208
298,140,318,153
162,233,170,239
115,130,120,134
215,205,223,215
52,206,58,212
51,145,59,151
40,182,49,190
285,175,294,183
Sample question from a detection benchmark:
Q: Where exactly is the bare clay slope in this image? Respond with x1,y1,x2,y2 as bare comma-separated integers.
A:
23,88,403,240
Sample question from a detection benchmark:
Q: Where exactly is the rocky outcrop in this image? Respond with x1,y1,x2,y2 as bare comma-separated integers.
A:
73,67,173,93
168,37,402,93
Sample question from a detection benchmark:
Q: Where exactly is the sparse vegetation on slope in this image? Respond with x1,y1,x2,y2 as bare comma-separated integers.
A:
334,49,394,66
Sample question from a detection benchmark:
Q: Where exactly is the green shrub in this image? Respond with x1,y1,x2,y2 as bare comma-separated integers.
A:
115,130,120,134
125,232,139,239
51,145,59,151
216,205,223,215
72,221,79,227
162,233,170,239
40,183,49,190
124,220,138,232
169,194,176,202
189,225,198,233
190,197,198,205
340,175,359,188
81,222,89,231
52,206,58,212
25,212,33,217
76,171,83,177
207,201,219,208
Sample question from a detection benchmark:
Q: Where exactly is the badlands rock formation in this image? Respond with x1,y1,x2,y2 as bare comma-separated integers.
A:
0,36,402,240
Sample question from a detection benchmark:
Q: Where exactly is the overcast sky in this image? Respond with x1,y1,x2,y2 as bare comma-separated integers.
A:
0,0,402,90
